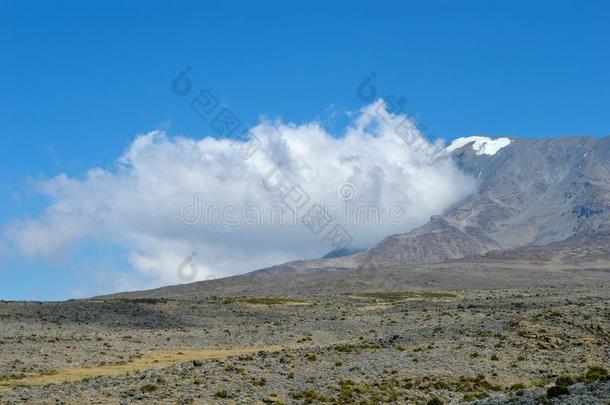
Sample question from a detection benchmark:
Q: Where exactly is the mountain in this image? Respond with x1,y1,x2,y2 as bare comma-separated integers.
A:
96,135,610,299
360,135,610,266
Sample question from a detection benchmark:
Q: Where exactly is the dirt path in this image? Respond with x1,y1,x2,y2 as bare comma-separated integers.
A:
0,344,298,392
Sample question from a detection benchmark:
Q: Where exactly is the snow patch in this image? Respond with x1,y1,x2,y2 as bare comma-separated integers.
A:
446,136,512,156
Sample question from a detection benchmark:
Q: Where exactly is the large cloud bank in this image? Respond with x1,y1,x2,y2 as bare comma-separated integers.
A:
4,101,476,292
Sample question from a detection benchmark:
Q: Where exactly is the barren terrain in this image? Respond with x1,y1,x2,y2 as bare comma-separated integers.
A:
1,283,608,404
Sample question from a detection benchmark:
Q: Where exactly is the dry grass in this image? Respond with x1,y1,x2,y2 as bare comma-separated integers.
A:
227,296,310,307
358,303,392,311
0,345,295,392
350,291,458,303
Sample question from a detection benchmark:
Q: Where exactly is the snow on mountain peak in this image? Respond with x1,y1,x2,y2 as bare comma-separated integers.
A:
446,136,512,156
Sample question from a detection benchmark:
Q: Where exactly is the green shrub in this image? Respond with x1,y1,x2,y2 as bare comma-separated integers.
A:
463,392,487,401
141,383,156,393
215,390,228,398
547,385,569,398
555,375,574,387
585,366,608,383
252,378,266,386
427,397,444,405
305,353,317,361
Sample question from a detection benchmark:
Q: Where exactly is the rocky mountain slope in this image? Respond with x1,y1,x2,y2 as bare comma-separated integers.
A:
360,135,610,266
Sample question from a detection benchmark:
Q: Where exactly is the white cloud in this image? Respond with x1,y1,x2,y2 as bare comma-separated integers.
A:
4,101,476,293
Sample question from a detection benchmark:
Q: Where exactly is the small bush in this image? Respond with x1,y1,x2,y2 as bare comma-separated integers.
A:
291,389,329,402
141,384,156,393
555,375,574,387
546,385,569,398
215,390,228,398
585,366,608,383
252,378,266,386
427,397,444,405
463,392,487,401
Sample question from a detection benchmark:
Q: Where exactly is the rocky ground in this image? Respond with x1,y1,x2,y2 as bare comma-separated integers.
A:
0,284,608,404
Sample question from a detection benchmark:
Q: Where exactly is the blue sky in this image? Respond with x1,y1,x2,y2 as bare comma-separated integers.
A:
1,0,609,300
